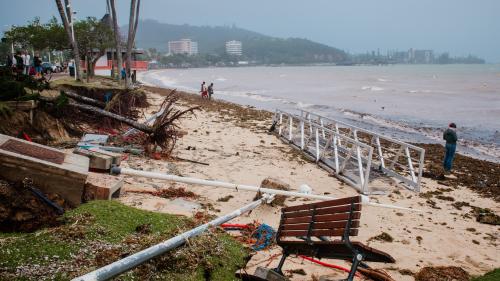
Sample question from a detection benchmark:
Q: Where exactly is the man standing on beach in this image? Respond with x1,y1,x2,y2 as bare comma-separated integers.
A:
443,123,458,173
200,81,208,98
208,83,214,100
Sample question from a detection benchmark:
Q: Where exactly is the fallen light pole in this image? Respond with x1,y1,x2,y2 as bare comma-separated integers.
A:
73,194,275,281
111,167,421,212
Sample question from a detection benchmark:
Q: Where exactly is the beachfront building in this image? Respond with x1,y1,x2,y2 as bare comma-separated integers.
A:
225,40,242,56
168,39,198,56
80,49,149,76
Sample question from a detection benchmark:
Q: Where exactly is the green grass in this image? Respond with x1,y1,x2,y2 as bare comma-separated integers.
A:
473,269,500,281
66,200,186,243
0,200,249,281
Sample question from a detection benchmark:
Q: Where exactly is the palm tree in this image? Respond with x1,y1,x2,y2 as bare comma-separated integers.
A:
125,0,140,88
55,0,81,81
109,0,123,82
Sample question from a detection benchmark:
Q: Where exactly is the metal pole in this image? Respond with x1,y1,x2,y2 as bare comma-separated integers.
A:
73,194,273,281
111,167,421,212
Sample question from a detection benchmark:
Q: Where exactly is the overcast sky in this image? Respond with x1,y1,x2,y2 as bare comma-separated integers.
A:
1,0,499,62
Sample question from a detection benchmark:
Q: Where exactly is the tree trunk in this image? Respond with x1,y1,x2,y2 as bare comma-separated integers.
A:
109,0,123,82
63,90,106,108
68,101,152,133
56,0,81,81
125,0,140,88
85,55,89,82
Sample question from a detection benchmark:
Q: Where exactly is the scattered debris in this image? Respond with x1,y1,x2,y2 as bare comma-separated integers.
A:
217,195,234,202
368,232,394,243
471,207,500,225
414,266,470,281
255,177,290,206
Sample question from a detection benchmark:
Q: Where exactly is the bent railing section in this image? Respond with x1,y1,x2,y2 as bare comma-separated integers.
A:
297,109,425,192
273,110,374,194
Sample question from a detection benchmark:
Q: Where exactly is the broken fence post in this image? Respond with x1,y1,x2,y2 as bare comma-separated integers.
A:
72,194,274,281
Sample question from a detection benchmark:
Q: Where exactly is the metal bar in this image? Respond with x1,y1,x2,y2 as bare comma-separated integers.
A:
416,149,425,192
405,146,417,182
278,112,283,135
288,115,293,141
363,148,373,194
73,195,273,281
320,118,326,138
300,120,305,149
315,128,320,161
333,135,340,173
375,136,385,168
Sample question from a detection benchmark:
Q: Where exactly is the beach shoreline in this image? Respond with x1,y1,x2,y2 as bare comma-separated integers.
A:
116,81,499,280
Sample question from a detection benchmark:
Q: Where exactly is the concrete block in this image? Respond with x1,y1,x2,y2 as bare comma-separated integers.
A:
254,267,288,281
80,134,109,145
74,148,112,171
87,147,122,166
0,134,89,206
84,172,123,201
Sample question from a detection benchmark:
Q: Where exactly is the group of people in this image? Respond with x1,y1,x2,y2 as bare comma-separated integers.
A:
6,50,43,77
200,81,214,100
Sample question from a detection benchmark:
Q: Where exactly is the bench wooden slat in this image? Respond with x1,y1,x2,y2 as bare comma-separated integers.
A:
283,212,361,224
283,204,361,218
281,220,360,231
282,196,361,212
280,229,359,237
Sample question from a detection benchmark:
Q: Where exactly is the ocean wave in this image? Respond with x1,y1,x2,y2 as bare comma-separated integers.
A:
377,78,390,82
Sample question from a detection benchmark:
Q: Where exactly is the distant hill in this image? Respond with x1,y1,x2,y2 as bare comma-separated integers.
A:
130,20,348,64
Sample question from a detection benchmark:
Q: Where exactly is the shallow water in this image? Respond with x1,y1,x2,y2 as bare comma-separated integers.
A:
138,64,500,162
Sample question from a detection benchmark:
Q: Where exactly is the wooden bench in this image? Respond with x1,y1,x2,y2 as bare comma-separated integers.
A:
274,196,395,281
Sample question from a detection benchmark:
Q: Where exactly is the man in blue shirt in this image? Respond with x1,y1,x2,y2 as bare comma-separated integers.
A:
443,123,458,172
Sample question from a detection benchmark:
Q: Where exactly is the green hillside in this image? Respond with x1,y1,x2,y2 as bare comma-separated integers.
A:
131,20,348,64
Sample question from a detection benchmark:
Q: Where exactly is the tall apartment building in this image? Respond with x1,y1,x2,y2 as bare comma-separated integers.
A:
168,39,198,55
225,40,242,56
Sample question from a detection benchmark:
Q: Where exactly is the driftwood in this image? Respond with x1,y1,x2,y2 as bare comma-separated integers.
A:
174,156,209,166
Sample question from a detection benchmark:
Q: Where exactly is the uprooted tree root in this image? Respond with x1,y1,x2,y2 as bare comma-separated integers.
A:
139,89,200,157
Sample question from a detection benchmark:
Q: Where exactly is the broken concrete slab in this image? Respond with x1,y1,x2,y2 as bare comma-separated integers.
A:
0,134,89,206
84,172,123,201
74,148,113,171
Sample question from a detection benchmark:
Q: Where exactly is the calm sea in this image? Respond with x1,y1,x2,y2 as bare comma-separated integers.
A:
138,64,500,162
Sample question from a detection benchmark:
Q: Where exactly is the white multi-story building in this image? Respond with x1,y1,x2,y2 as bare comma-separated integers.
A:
168,39,198,55
225,40,242,56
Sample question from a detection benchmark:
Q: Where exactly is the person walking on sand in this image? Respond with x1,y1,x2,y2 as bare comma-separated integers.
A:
208,83,214,100
443,123,458,173
200,81,208,98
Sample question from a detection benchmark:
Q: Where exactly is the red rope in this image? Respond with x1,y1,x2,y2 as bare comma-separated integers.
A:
298,255,361,278
220,223,250,229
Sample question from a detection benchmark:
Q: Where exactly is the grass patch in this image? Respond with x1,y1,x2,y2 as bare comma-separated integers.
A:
473,268,500,281
0,200,249,280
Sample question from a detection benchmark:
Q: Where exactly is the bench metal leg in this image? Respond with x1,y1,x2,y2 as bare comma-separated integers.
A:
346,254,363,281
273,252,289,276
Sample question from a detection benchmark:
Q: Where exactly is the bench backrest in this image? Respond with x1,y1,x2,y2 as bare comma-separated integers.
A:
277,196,362,241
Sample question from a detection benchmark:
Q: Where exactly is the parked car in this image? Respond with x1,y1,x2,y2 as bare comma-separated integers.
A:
41,62,58,74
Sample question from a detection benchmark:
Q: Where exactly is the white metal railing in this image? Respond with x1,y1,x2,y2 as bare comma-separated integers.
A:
298,109,425,192
273,110,375,194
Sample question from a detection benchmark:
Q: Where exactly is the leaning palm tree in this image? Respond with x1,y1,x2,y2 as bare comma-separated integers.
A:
55,0,81,81
109,0,123,82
